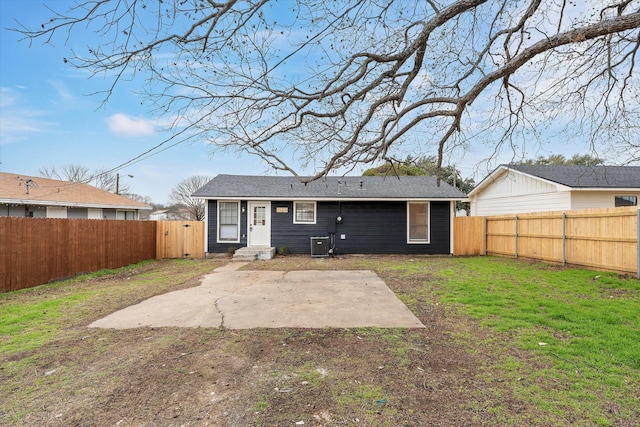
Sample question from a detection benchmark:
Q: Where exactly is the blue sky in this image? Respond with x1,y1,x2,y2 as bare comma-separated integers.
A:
0,0,274,203
0,0,617,204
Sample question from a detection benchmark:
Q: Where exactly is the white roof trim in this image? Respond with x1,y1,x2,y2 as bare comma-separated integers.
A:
194,196,468,202
570,188,640,192
0,198,150,210
468,165,570,197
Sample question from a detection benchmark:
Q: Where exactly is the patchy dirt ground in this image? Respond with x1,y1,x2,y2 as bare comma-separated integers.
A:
1,256,568,426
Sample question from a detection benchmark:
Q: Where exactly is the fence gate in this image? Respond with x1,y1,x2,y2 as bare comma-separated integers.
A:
156,220,205,259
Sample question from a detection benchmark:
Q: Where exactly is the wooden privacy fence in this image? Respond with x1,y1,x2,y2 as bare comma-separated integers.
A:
454,206,639,277
1,218,205,292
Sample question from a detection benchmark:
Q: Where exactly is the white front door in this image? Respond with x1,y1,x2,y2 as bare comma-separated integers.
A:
247,201,271,247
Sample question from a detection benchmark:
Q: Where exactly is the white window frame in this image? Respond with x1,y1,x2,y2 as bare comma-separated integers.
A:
217,200,241,243
407,201,430,244
293,201,317,224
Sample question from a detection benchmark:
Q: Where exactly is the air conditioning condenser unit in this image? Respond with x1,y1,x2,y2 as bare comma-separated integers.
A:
310,236,330,257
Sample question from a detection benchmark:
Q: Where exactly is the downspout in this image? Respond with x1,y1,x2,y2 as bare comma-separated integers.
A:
328,200,341,255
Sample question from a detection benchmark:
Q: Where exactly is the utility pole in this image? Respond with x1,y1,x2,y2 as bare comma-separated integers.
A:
116,173,134,195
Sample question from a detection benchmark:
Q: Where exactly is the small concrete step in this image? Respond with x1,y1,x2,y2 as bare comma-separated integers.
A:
232,246,276,261
232,254,258,262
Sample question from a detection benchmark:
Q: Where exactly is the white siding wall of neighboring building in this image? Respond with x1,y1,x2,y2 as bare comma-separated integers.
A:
471,170,572,216
570,192,616,210
571,191,640,210
8,206,24,217
149,212,169,220
88,208,103,219
46,206,67,218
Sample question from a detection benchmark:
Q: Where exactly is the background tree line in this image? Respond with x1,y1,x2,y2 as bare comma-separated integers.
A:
40,153,605,219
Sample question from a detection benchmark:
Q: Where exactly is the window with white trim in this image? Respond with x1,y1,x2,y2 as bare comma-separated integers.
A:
407,202,430,243
218,201,240,242
293,201,316,224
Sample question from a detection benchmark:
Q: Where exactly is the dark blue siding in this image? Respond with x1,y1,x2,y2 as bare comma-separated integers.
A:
207,199,451,255
272,201,450,255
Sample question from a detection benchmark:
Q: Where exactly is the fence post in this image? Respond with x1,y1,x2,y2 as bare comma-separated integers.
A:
562,212,566,267
484,217,488,256
514,215,518,259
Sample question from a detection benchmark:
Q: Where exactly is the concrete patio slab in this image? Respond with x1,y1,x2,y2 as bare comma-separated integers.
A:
89,263,424,329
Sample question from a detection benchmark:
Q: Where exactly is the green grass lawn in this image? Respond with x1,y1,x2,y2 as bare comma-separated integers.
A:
0,259,220,354
433,257,640,425
1,255,638,426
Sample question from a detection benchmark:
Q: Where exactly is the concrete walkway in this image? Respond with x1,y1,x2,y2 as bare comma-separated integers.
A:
89,263,424,329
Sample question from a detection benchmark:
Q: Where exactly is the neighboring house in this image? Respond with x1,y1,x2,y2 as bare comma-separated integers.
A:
149,210,171,220
468,165,640,216
0,172,151,219
148,208,192,221
192,174,467,256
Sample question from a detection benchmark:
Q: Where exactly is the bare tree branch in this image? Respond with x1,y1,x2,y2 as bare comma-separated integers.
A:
14,0,640,180
39,164,91,183
169,175,212,220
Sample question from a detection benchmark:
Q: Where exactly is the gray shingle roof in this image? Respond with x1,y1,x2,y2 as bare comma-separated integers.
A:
507,165,640,188
192,174,467,199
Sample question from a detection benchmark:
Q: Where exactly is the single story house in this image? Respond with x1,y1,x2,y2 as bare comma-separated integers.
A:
468,164,640,216
192,174,467,256
0,171,151,219
148,207,192,221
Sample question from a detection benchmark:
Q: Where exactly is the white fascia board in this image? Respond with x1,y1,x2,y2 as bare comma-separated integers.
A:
570,187,640,192
467,165,509,197
197,196,467,202
311,197,469,202
0,199,149,210
468,165,571,197
512,171,572,191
